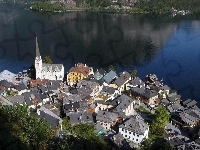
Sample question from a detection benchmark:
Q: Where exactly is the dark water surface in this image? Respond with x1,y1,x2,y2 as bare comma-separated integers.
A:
1,3,200,103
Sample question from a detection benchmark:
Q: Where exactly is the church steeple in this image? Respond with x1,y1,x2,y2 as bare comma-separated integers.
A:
36,37,40,57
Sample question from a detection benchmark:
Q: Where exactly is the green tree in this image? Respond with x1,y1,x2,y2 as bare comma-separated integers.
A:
130,69,137,79
43,56,53,64
108,65,116,72
150,106,170,136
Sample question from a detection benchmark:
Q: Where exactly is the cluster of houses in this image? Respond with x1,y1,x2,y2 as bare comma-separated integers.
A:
1,38,200,149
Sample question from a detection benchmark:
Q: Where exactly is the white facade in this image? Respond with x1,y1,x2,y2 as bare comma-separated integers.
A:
119,127,149,144
34,37,64,81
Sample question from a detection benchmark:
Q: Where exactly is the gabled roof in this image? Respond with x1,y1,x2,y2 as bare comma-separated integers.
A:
96,110,118,123
103,70,117,84
130,77,145,86
69,63,93,76
111,133,132,150
0,80,14,88
39,111,60,129
23,91,42,106
161,85,170,91
7,95,25,104
119,115,149,135
102,86,115,95
112,94,135,112
14,82,27,91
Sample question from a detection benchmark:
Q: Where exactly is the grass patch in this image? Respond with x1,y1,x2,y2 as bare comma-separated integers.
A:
138,106,150,114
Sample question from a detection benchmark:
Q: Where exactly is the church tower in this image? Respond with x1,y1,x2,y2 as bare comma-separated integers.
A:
34,37,42,79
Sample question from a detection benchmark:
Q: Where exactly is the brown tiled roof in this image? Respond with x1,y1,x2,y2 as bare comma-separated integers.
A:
29,79,49,88
69,63,92,76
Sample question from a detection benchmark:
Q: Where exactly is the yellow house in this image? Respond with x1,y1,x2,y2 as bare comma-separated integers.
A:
67,63,94,85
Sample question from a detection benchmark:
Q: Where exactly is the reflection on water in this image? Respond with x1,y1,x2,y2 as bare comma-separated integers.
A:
2,3,200,103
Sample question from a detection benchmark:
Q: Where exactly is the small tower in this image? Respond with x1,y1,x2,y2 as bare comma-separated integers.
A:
34,37,42,79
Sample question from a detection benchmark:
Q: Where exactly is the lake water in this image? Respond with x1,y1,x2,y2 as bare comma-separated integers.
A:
1,3,200,103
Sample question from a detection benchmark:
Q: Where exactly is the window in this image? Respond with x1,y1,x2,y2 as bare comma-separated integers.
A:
125,135,127,137
125,130,127,133
137,135,139,137
136,139,138,141
132,138,134,141
129,132,131,134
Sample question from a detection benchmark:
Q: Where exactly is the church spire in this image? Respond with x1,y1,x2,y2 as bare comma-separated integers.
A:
36,37,40,57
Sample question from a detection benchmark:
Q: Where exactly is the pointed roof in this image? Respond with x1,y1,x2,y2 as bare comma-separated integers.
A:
36,37,40,57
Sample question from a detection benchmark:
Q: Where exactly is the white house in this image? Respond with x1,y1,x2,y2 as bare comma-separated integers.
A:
34,37,64,81
119,115,149,144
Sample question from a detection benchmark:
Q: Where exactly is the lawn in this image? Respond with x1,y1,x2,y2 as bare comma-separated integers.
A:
138,106,150,114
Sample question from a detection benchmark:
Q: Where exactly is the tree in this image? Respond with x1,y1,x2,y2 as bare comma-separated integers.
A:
43,56,53,64
130,69,137,79
108,65,116,72
150,106,170,136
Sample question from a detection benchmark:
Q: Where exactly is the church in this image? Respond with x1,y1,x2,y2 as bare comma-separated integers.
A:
34,37,64,80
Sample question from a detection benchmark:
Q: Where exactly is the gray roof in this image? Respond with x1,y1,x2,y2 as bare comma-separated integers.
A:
119,115,149,135
77,78,100,89
111,133,132,150
114,77,126,87
14,82,27,91
67,112,82,125
96,110,118,123
182,99,192,105
130,77,145,86
23,91,43,106
39,111,60,129
179,110,198,125
103,70,117,83
161,85,170,91
113,94,135,112
132,87,158,98
169,137,184,147
81,110,93,123
186,100,197,108
114,72,131,87
7,95,25,104
102,86,115,95
0,80,14,88
66,110,93,125
42,63,63,72
63,94,82,104
77,86,92,100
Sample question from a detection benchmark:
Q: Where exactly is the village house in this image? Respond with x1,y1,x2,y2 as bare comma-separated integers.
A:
119,115,149,144
96,110,121,131
126,77,145,91
170,105,200,128
23,91,43,109
28,79,49,88
103,70,117,85
6,95,26,105
110,132,133,150
93,68,107,81
130,87,159,105
112,94,136,116
12,82,29,95
67,63,94,86
76,78,103,97
37,106,63,129
113,71,131,93
66,110,94,125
